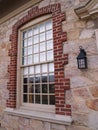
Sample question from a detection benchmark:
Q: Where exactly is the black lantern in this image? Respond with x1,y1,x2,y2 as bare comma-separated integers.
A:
77,46,87,69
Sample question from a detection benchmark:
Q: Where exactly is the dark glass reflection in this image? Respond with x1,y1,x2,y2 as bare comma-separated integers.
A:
50,95,55,105
35,95,40,103
42,75,47,82
42,95,48,104
49,84,54,93
29,77,34,83
35,85,40,93
35,76,40,83
23,78,28,83
29,94,34,103
29,85,34,93
49,75,54,82
23,94,27,102
23,85,27,93
42,84,47,93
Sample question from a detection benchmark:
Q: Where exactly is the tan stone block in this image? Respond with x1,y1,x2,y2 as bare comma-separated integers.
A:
67,29,80,40
86,99,98,111
72,88,90,99
66,9,78,22
30,119,44,130
79,29,94,39
67,125,90,130
62,21,75,32
89,87,98,97
51,123,66,130
72,113,89,126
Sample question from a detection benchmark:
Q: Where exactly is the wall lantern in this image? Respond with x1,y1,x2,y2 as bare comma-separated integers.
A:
77,46,87,69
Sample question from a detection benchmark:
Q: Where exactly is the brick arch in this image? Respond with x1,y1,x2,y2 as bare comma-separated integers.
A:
7,3,71,116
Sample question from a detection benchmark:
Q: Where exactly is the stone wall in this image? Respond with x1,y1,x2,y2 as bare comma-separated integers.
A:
0,0,98,130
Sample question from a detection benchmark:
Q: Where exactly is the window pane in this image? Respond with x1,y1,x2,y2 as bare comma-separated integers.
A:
47,40,53,50
42,95,48,104
33,26,38,35
28,55,32,64
29,77,34,83
46,20,52,30
28,46,32,55
24,48,27,56
23,67,28,75
28,29,32,37
23,85,27,93
42,64,47,73
49,74,54,82
22,57,27,65
42,84,47,93
46,30,53,40
40,52,45,62
23,31,27,39
35,75,40,83
35,65,40,74
40,33,45,42
34,35,39,44
42,74,47,83
23,94,28,102
34,54,39,63
23,39,27,47
34,44,39,53
49,63,54,72
29,85,34,93
29,94,34,103
49,95,55,105
28,38,32,46
40,42,45,52
49,84,54,93
35,85,40,93
29,66,34,74
35,95,40,104
23,77,28,83
39,23,45,32
47,50,53,61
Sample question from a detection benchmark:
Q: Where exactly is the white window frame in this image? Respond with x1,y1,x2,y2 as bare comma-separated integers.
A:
17,14,55,113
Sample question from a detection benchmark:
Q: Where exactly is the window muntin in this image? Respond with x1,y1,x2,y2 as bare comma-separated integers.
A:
21,19,55,105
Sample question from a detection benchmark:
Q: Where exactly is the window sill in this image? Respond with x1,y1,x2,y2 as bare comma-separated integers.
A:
5,108,72,125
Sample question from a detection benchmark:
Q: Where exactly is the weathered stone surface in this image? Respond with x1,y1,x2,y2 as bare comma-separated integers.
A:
30,119,44,130
67,29,80,40
89,86,98,97
51,123,66,130
72,88,90,99
79,29,95,39
67,125,90,130
72,113,89,126
86,99,98,111
39,0,50,8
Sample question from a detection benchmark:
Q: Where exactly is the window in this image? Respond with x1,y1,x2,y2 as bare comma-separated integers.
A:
18,16,55,110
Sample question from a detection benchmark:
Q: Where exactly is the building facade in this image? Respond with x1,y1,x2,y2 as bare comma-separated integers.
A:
0,0,98,130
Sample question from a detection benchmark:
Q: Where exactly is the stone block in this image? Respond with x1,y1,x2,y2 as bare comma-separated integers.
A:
30,119,44,130
72,88,90,99
72,113,89,126
89,87,98,97
51,123,66,130
67,125,90,130
79,29,94,39
67,29,80,40
86,99,98,111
